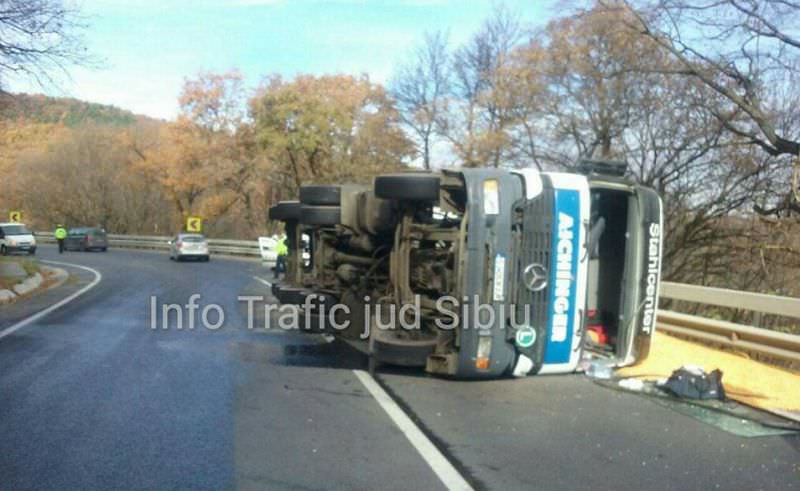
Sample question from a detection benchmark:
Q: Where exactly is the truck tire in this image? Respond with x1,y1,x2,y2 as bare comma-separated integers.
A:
370,328,437,368
299,185,341,206
300,206,341,226
276,286,306,305
375,174,440,201
269,201,301,222
298,311,328,333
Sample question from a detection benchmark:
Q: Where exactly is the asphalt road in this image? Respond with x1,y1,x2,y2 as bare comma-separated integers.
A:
0,246,797,490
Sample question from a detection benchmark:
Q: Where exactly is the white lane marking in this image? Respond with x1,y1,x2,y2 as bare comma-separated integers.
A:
0,260,102,341
352,369,474,491
252,276,272,288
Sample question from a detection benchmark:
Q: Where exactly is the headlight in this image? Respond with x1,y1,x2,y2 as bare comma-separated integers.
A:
483,179,499,215
7,238,16,246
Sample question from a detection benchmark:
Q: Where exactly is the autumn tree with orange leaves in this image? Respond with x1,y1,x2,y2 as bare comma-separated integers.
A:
251,74,413,198
135,71,271,236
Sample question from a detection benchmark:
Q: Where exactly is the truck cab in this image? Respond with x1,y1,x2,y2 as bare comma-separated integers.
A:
508,161,663,376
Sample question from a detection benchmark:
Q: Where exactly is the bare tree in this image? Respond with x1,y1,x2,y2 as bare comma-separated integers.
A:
440,4,524,167
0,0,87,91
525,9,649,167
506,6,782,286
600,0,800,212
390,31,449,170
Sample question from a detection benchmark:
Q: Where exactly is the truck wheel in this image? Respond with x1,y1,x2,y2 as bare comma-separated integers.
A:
271,282,281,298
298,311,328,333
276,286,307,305
300,206,340,226
269,201,301,222
375,174,440,201
370,327,437,368
299,185,341,206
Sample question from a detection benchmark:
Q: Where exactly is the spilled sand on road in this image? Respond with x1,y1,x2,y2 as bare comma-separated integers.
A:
618,331,800,412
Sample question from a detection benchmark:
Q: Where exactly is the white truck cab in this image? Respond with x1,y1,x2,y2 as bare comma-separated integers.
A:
512,161,663,375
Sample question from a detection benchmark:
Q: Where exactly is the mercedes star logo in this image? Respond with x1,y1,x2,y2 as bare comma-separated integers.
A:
523,263,548,292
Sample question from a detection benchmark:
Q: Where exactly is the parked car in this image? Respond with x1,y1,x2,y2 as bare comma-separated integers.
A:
258,236,278,264
64,227,109,252
0,223,36,255
169,234,210,262
269,160,664,379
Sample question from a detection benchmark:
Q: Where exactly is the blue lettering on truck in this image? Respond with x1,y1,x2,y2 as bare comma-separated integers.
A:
543,189,580,365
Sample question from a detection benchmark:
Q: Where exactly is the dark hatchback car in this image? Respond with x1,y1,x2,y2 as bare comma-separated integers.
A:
65,227,109,252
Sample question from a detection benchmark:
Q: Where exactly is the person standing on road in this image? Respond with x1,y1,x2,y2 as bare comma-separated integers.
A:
274,235,288,279
54,225,67,254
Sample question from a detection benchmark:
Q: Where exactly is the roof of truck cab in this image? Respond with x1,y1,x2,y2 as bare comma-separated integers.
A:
586,175,638,190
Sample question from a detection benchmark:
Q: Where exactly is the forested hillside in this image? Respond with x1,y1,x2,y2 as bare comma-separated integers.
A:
0,72,409,239
0,93,140,126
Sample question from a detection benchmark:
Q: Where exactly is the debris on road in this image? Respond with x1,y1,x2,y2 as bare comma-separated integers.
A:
618,378,645,392
661,366,726,401
584,359,615,379
619,331,800,413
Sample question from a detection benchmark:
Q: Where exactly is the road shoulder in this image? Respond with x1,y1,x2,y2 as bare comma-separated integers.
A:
0,261,99,335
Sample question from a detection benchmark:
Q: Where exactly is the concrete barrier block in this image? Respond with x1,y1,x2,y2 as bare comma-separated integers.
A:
0,289,16,304
13,281,34,296
29,273,43,289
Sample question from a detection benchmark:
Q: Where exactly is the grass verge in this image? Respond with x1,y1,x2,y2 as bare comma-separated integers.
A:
0,256,40,289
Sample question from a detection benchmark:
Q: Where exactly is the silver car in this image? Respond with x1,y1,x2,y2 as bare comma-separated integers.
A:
169,234,210,262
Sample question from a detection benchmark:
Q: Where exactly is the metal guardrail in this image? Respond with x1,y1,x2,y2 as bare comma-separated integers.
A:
660,282,800,319
659,282,800,364
34,232,263,258
28,233,800,362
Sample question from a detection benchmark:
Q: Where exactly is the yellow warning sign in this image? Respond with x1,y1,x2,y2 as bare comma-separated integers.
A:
186,216,203,233
8,211,22,223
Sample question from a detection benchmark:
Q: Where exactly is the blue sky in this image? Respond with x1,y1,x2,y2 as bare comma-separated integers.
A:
9,0,557,119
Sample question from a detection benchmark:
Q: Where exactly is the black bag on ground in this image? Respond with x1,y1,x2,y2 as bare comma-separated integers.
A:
662,367,726,401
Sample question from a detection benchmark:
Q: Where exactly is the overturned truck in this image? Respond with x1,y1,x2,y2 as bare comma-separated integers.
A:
268,161,663,379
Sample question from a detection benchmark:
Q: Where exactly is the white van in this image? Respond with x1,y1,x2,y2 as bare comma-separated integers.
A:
0,223,37,256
